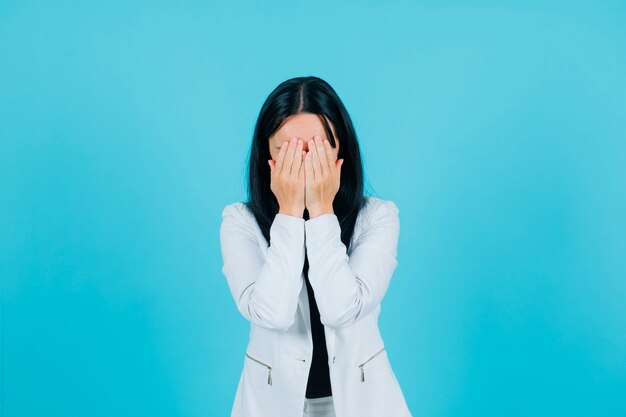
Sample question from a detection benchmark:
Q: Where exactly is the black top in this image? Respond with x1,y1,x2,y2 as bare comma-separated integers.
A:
303,253,333,398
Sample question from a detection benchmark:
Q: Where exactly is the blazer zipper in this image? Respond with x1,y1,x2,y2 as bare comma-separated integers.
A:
245,352,273,385
358,346,385,383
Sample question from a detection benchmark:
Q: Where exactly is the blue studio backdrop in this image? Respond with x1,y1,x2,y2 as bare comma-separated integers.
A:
1,1,625,416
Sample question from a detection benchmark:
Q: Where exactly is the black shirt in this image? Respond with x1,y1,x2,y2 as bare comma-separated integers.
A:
303,253,333,398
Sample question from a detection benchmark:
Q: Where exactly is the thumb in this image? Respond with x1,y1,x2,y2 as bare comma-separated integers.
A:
268,159,274,171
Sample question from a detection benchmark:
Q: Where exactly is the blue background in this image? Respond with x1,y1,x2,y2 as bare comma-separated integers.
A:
2,1,625,416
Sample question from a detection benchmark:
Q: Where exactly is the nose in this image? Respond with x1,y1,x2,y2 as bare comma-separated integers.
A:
299,139,311,153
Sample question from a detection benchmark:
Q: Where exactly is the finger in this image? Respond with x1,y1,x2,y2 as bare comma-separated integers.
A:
309,138,323,179
299,149,306,179
305,149,314,182
275,140,289,174
292,139,304,177
322,138,337,175
282,137,298,177
313,136,328,177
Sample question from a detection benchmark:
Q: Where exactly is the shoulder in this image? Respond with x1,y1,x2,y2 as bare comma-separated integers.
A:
221,201,246,214
221,201,253,223
351,197,399,248
361,196,399,221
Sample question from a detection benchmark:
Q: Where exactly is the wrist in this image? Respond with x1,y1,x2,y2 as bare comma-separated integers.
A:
278,208,304,218
307,205,334,219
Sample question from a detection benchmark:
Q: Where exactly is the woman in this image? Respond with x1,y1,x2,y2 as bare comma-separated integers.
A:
220,76,412,417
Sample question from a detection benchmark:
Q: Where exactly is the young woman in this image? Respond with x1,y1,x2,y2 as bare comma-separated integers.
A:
220,76,412,417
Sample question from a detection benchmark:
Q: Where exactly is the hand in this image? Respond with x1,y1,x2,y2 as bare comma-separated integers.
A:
268,137,306,218
304,135,344,218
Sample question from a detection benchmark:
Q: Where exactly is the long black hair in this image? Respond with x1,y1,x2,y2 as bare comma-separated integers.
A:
244,76,368,252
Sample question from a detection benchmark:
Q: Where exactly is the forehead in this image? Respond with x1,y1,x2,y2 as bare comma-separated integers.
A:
269,113,333,143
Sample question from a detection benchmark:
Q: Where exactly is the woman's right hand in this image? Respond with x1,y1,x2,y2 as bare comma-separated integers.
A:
268,137,306,218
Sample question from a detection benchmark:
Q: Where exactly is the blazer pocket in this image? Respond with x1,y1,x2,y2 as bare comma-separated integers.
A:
245,352,273,385
358,346,386,383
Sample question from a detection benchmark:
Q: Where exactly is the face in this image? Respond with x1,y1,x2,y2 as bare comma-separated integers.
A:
268,112,340,162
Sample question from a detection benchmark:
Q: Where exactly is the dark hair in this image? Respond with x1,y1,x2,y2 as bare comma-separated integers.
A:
244,76,369,251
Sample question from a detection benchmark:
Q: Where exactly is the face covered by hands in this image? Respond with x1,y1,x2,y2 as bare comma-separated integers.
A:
267,113,344,219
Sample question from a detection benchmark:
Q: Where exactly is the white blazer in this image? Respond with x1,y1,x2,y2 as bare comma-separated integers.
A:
220,196,413,417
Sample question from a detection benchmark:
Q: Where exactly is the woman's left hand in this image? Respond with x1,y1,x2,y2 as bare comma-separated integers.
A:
304,135,344,218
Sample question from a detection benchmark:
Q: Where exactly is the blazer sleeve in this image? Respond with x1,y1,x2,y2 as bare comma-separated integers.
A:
304,200,400,329
219,203,306,331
